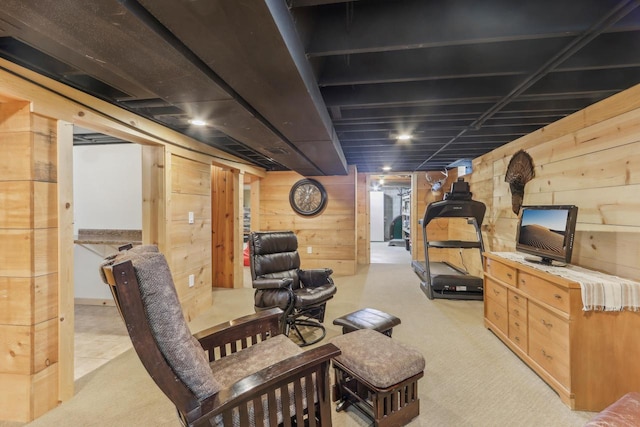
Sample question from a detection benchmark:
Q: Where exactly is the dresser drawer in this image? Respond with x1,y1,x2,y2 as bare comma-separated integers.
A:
485,257,517,286
507,290,527,311
508,317,528,353
528,303,569,387
485,277,508,308
508,290,528,352
528,303,569,347
485,296,508,334
518,272,569,313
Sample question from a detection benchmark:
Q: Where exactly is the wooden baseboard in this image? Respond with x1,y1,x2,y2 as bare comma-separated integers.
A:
74,298,115,306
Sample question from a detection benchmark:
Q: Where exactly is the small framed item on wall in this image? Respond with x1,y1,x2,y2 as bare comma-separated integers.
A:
289,178,327,216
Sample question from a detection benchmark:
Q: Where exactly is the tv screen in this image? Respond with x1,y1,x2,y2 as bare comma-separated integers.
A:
515,205,578,266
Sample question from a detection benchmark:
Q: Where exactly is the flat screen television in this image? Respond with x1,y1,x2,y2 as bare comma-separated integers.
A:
515,205,578,266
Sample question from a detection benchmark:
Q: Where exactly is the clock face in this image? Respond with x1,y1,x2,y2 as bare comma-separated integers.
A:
289,179,327,216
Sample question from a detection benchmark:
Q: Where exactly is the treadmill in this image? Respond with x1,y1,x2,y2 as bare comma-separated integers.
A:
412,178,486,300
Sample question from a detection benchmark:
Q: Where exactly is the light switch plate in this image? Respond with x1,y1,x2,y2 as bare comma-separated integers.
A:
188,212,194,224
188,274,195,287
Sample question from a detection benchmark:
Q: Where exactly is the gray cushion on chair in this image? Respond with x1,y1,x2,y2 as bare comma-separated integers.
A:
210,334,302,388
331,328,425,389
210,334,308,427
111,247,221,399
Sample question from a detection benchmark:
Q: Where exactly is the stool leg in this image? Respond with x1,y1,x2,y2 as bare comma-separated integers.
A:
333,366,352,412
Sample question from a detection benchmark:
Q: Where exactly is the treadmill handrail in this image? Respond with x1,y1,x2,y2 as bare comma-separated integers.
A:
422,199,486,226
427,240,483,248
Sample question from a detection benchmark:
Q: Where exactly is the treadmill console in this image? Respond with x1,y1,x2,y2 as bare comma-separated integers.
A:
444,177,472,201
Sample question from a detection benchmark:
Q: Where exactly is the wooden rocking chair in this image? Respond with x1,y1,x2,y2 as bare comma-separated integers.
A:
100,244,339,426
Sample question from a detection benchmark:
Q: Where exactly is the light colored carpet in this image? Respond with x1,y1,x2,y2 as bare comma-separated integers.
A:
8,260,596,427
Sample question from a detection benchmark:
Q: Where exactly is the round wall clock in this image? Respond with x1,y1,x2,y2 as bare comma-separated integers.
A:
289,178,327,216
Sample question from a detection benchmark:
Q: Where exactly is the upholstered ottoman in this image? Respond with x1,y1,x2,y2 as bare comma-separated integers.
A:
584,392,640,426
330,329,425,427
333,307,401,337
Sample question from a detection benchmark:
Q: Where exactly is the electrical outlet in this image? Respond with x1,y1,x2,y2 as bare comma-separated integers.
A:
188,274,195,287
188,211,194,224
307,246,312,254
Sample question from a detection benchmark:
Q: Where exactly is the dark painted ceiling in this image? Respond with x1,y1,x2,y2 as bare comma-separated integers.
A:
1,0,640,174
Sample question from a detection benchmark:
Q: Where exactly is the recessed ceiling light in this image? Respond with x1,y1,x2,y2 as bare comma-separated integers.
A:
189,119,207,126
397,134,412,141
382,166,392,171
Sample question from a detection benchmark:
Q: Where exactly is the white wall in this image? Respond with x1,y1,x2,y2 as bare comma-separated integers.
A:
370,191,385,242
73,143,142,301
73,144,142,234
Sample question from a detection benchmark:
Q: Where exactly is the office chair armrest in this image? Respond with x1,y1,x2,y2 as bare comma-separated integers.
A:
298,268,334,287
252,277,293,290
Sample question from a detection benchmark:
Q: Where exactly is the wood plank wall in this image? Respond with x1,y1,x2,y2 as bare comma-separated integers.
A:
356,172,369,265
410,170,459,264
257,168,357,276
0,63,268,423
469,83,640,280
0,104,59,421
168,154,213,321
211,166,235,288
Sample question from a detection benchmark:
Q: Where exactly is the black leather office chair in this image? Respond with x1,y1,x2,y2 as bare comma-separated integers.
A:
249,231,337,346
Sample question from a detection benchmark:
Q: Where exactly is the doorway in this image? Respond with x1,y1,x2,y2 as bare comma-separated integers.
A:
368,174,412,264
72,127,142,379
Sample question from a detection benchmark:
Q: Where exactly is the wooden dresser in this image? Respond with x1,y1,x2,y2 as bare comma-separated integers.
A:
483,252,640,411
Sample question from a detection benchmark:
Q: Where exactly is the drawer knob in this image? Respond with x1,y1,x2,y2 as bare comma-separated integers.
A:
513,295,519,301
541,319,553,329
506,273,512,278
554,294,562,300
541,349,553,360
514,309,519,316
494,312,501,319
514,322,520,327
515,336,520,342
493,289,500,296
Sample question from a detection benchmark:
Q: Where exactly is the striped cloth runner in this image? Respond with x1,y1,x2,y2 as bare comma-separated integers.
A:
491,252,640,312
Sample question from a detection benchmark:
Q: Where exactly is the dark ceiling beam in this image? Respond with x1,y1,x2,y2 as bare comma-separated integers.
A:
137,0,348,175
322,68,637,108
337,128,535,142
318,31,640,88
470,1,640,131
333,100,588,121
335,104,494,120
339,138,513,149
343,145,504,156
558,31,640,70
322,76,520,108
124,0,330,175
334,117,553,132
414,0,640,171
0,7,158,100
318,38,567,87
303,0,629,56
339,112,570,123
0,0,300,172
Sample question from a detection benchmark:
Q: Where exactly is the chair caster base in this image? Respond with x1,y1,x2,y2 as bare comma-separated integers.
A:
288,319,327,347
335,399,349,412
